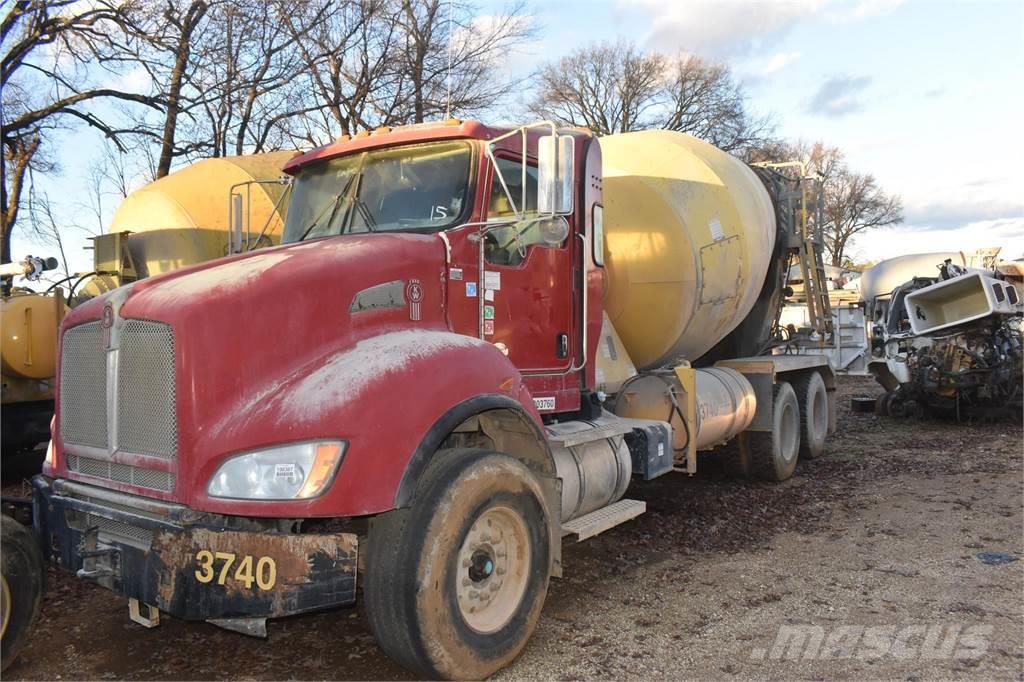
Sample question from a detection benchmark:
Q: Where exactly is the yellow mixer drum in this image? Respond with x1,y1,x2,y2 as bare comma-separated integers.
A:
601,130,776,370
108,151,296,277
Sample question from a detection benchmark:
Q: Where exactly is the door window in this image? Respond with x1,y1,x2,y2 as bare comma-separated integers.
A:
486,158,567,266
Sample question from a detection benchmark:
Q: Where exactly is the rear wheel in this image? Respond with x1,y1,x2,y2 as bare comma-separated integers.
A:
1,515,44,672
749,382,801,481
792,372,828,459
365,449,551,680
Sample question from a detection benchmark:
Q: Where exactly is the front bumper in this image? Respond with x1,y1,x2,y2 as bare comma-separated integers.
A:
33,476,357,623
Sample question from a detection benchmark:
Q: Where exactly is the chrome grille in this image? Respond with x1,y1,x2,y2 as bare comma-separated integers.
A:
117,320,177,459
66,455,175,493
60,322,107,448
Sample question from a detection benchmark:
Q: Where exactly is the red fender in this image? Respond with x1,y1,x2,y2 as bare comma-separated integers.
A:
192,329,545,517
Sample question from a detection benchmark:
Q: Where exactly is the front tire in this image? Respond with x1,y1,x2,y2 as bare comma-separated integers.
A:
365,449,551,679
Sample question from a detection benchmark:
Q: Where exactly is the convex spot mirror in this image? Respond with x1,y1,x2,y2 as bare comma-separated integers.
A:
535,215,570,246
537,134,574,215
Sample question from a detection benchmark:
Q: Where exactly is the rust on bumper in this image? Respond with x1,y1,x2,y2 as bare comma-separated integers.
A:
34,476,359,622
152,527,358,620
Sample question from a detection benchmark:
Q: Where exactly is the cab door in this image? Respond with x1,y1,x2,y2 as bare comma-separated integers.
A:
445,155,582,414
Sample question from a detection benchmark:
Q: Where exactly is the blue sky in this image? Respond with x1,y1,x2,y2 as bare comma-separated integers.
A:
13,0,1024,273
520,0,1024,262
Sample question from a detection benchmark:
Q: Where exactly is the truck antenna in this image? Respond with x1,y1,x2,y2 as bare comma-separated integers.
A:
445,0,453,119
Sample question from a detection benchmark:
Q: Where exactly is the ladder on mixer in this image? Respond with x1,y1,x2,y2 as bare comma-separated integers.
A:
755,160,834,340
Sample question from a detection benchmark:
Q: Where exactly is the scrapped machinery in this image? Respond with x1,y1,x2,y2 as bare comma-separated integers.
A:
35,121,837,679
0,153,293,456
864,250,1023,419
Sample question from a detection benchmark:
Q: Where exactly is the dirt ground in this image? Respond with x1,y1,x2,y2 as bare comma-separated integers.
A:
3,376,1022,680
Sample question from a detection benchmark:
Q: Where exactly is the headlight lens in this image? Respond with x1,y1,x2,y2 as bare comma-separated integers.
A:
207,441,346,500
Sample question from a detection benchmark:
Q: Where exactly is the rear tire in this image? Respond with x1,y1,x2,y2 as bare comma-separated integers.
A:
792,372,828,459
749,382,801,481
1,515,44,672
364,449,551,680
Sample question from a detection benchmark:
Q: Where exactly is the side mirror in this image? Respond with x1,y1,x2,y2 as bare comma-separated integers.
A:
537,134,574,215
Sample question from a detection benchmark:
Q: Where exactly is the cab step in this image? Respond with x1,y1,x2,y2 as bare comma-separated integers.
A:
561,499,646,541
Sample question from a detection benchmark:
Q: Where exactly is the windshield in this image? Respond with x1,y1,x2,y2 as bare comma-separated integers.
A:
282,140,472,243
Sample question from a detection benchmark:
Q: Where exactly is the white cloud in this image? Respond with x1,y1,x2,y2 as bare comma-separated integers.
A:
103,65,152,93
850,217,1024,263
759,51,802,76
806,74,872,116
841,0,906,21
619,0,825,57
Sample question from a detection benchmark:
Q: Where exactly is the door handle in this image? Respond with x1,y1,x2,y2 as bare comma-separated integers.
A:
556,333,569,359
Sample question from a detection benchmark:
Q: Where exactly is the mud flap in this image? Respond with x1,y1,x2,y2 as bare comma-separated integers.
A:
540,474,562,578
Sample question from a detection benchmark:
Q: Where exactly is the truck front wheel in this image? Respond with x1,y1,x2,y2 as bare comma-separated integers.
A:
365,449,551,679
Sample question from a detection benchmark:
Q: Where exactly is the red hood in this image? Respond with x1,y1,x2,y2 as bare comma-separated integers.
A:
56,234,449,506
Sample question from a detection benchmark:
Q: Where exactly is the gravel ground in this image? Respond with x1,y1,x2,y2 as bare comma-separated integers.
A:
3,376,1022,680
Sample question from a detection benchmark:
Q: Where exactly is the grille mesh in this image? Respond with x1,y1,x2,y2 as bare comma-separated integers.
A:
67,455,175,493
84,513,154,546
117,320,177,459
59,322,107,448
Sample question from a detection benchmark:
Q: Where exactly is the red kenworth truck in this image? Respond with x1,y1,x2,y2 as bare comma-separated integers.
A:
30,119,834,678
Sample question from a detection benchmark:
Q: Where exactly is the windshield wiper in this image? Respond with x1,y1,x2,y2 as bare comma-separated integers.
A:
298,172,357,241
342,173,377,233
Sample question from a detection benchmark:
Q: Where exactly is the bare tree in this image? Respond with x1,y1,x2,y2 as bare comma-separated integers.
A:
1,0,162,262
281,0,534,147
394,0,533,123
529,40,772,152
749,141,903,266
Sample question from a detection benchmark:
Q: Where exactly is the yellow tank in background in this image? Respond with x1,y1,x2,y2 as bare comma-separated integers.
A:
79,151,295,301
2,152,296,454
1,289,67,450
600,131,776,370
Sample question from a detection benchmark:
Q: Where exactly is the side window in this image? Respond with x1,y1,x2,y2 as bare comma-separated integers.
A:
592,204,605,267
488,157,538,219
486,157,562,266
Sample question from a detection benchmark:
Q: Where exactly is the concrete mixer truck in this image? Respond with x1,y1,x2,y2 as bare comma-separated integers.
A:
32,120,835,679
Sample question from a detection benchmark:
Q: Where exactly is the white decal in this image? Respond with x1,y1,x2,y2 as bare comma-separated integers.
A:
450,268,463,281
484,289,495,301
533,396,556,411
484,271,501,291
709,217,724,242
657,442,665,459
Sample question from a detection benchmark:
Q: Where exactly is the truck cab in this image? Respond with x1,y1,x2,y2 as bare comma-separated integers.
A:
33,119,834,679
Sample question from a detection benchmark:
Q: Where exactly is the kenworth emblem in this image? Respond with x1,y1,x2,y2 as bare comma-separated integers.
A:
101,302,115,348
407,279,423,321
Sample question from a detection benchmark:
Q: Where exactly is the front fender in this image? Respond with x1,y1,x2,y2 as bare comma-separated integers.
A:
195,330,542,517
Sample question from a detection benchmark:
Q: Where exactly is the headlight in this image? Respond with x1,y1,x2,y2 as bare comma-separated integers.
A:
207,441,346,500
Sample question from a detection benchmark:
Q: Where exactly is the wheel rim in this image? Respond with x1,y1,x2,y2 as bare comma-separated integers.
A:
456,505,531,634
780,401,799,462
1,573,11,640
